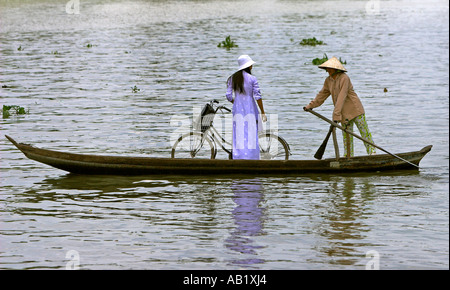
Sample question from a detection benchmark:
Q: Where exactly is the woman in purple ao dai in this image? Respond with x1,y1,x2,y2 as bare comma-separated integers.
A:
226,55,267,160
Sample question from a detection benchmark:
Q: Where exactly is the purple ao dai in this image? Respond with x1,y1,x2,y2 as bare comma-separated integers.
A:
226,71,263,160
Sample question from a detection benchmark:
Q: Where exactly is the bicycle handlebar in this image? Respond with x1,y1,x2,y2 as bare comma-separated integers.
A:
218,106,231,112
209,99,231,113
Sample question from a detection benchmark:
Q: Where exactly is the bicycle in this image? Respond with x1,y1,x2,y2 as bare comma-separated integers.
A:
171,100,291,160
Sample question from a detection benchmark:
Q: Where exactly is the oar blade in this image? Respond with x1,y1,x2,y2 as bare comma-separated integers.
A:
313,126,334,160
314,146,326,160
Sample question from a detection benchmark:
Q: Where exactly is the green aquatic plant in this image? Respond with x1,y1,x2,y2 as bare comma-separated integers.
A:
312,53,329,65
312,54,347,65
131,85,140,93
300,37,325,46
86,43,93,48
17,46,24,51
3,105,29,118
217,36,238,50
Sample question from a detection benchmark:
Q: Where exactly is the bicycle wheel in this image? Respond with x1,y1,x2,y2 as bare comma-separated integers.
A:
258,132,290,160
171,132,216,159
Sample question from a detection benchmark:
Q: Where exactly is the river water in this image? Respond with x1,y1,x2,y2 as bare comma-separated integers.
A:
0,0,448,270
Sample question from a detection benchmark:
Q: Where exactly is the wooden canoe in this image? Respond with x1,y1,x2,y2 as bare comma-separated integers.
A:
5,135,432,175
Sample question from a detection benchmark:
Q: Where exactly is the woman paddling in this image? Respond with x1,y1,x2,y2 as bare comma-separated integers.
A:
304,57,376,156
226,55,267,160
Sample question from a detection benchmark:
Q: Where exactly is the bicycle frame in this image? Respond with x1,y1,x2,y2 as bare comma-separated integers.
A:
207,124,232,156
194,101,233,158
184,99,291,160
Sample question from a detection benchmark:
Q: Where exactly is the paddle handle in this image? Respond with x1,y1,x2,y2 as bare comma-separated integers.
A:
305,108,420,168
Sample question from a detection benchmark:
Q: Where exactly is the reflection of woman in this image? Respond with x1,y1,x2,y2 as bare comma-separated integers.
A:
304,57,376,156
226,55,267,160
225,179,266,267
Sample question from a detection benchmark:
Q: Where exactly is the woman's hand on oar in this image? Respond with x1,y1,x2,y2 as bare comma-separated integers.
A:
304,108,420,168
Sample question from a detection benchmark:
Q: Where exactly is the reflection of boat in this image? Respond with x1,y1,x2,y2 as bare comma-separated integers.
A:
6,135,432,176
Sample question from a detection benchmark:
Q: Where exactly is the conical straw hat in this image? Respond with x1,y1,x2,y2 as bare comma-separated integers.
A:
318,57,347,72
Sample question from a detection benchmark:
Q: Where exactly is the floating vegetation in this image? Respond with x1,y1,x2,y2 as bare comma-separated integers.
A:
17,46,24,51
312,54,347,65
312,53,329,65
217,36,238,50
131,85,140,93
300,37,325,46
51,51,60,55
86,43,93,48
3,105,29,118
339,57,347,64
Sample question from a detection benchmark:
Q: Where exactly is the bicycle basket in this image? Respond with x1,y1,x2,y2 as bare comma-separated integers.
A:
199,103,215,133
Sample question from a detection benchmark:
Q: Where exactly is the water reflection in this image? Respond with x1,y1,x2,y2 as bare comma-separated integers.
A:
313,176,375,266
0,0,447,270
225,179,266,268
34,174,162,194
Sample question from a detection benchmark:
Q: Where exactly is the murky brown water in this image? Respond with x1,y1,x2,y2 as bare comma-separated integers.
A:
1,0,448,269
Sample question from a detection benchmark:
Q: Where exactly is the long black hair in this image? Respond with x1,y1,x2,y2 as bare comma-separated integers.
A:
228,67,252,94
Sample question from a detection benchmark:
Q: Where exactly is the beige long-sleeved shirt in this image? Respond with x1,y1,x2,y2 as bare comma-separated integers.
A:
306,72,365,122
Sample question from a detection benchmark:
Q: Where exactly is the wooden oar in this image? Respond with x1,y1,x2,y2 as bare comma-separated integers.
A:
314,124,334,160
304,108,420,168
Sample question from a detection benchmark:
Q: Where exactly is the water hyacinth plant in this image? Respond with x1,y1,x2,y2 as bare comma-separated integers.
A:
338,57,347,64
300,37,325,46
312,53,347,65
217,36,238,50
2,105,29,118
312,53,329,65
131,85,140,93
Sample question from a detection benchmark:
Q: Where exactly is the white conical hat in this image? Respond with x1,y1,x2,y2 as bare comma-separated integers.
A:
318,57,347,72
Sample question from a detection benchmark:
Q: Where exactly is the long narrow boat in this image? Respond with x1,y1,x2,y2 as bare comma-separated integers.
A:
5,135,432,175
